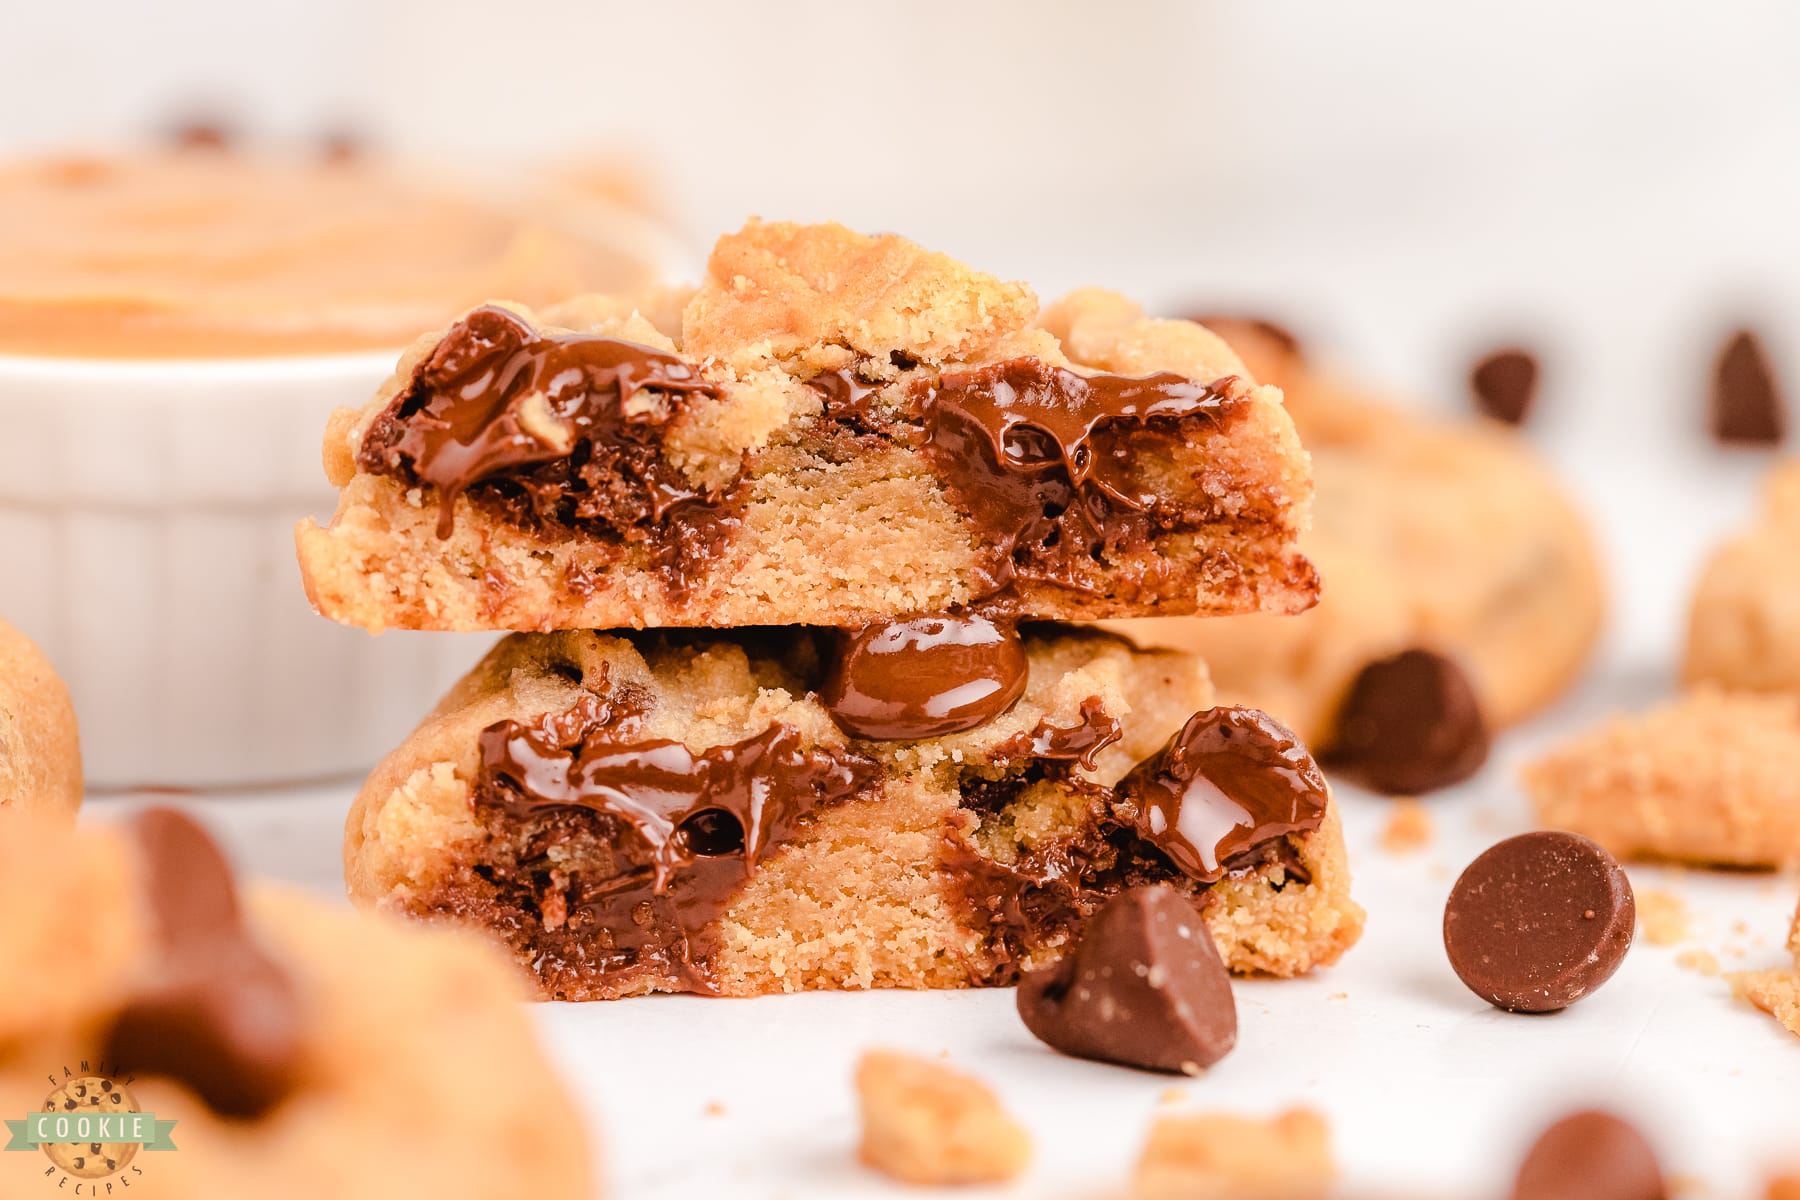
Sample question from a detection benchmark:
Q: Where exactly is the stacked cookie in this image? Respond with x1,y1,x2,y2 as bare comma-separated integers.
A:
298,220,1364,999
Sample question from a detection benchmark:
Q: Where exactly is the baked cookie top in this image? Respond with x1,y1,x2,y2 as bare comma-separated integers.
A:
298,220,1317,632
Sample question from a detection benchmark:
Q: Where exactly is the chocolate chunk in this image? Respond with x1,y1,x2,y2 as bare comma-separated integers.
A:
1114,707,1329,884
1325,649,1490,795
475,686,883,992
1471,347,1540,426
1017,886,1235,1073
103,809,304,1118
1183,314,1305,363
821,614,1028,741
356,305,735,585
917,356,1246,601
1443,831,1635,1013
1710,328,1786,445
1510,1110,1666,1200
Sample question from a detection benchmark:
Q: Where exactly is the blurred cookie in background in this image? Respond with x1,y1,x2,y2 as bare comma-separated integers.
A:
1685,460,1800,695
0,616,80,815
1112,322,1604,793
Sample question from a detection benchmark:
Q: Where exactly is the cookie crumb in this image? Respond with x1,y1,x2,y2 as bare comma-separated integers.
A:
1728,969,1800,1039
1380,800,1433,854
703,1100,727,1117
1676,949,1721,977
1159,1088,1188,1106
1133,1107,1333,1200
855,1050,1031,1186
1639,890,1692,946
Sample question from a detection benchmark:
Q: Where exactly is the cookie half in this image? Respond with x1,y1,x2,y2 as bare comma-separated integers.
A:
345,627,1363,999
297,221,1317,633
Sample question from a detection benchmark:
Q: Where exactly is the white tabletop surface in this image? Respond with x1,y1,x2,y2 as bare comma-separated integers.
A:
93,438,1800,1199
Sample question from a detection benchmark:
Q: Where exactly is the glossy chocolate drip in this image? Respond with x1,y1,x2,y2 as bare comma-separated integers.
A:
949,705,1323,979
103,809,304,1119
820,614,1027,741
472,691,881,993
992,696,1123,770
357,305,736,583
804,366,890,436
916,356,1243,599
1114,707,1328,884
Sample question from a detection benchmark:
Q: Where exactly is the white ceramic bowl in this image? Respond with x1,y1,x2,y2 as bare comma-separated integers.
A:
0,350,496,789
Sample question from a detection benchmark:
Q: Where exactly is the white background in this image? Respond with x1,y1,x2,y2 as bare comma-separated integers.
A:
8,2,1800,1195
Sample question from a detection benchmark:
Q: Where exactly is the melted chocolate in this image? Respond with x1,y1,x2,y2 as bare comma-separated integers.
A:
103,809,304,1119
357,305,735,584
804,366,890,437
820,614,1027,741
472,689,882,993
916,357,1244,600
1114,707,1329,884
948,705,1325,979
992,696,1123,770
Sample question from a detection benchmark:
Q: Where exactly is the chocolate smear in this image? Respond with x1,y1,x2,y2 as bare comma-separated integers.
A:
357,305,733,581
1325,649,1490,795
1710,328,1787,445
821,614,1027,741
103,808,304,1119
917,356,1245,601
1017,885,1236,1074
1114,707,1330,884
992,696,1123,770
475,690,882,993
1510,1109,1666,1200
1443,831,1635,1014
1471,346,1540,426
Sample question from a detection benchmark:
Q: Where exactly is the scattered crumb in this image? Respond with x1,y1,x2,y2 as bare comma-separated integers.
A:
1768,1173,1800,1200
1159,1088,1188,1106
703,1100,727,1117
1670,1173,1709,1196
1735,920,1752,936
1329,992,1348,1001
1727,969,1800,1039
1133,1107,1334,1200
1638,890,1692,946
1427,863,1451,881
855,1050,1031,1186
1677,950,1721,977
1380,801,1433,854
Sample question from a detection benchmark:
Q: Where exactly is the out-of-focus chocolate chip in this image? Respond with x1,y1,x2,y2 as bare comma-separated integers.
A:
1471,347,1540,426
1510,1109,1666,1200
102,808,305,1118
1711,328,1787,445
1325,649,1490,795
167,121,232,150
1016,885,1236,1074
1443,831,1635,1013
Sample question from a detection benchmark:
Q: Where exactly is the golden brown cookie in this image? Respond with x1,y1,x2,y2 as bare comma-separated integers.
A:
1111,412,1603,760
345,626,1363,999
0,808,589,1198
297,220,1318,633
1685,460,1800,695
0,617,81,815
1523,687,1800,868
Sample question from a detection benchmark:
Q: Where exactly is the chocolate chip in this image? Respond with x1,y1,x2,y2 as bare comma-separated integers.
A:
1016,886,1235,1073
1324,649,1489,795
102,808,305,1118
1443,831,1635,1013
1510,1110,1666,1200
1184,314,1305,363
1711,328,1786,445
1471,347,1540,426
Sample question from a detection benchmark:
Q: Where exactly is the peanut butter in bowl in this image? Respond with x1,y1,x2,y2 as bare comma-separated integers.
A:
0,149,670,360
